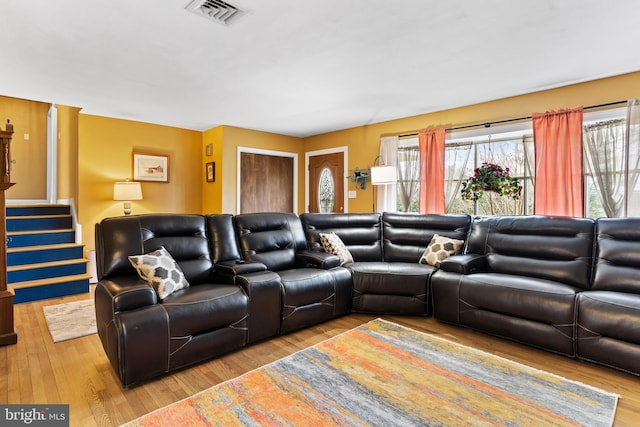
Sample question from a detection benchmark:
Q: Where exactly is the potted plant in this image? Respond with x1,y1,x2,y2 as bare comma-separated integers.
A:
461,162,523,203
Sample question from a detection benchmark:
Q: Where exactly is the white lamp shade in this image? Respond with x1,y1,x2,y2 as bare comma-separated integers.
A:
113,181,143,201
370,166,397,185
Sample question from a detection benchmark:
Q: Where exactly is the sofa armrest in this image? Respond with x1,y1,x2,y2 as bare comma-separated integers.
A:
235,270,282,343
97,276,158,312
113,305,170,386
215,260,268,276
439,253,486,274
296,250,341,269
95,276,168,386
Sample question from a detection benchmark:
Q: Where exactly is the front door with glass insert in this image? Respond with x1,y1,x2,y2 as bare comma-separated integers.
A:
308,152,344,213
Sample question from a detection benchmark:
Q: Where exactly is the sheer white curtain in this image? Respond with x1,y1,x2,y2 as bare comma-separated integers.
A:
626,99,640,216
583,119,626,217
376,136,398,213
397,144,420,211
444,143,472,212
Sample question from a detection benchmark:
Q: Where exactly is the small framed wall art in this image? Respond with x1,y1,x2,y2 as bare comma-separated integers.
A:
206,162,215,182
133,152,169,183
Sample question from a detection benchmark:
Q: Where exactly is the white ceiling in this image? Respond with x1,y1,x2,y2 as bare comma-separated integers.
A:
2,0,640,137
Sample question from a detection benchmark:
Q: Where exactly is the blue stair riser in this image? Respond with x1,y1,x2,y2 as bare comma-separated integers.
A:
8,246,84,266
9,263,87,283
13,279,90,304
7,216,72,232
7,206,70,217
8,231,75,248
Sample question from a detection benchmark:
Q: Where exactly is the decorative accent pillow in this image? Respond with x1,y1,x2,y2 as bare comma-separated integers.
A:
419,234,464,267
319,232,354,265
128,246,190,300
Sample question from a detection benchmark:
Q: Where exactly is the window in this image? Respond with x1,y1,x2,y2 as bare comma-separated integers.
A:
397,130,534,216
392,107,631,217
445,134,534,216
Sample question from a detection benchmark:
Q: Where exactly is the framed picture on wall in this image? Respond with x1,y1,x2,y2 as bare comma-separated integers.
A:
206,162,215,182
133,152,169,183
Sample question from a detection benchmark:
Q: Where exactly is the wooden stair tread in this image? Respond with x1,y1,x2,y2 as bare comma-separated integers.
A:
7,258,88,272
7,214,72,220
8,228,75,236
7,203,70,207
8,243,84,253
9,273,92,290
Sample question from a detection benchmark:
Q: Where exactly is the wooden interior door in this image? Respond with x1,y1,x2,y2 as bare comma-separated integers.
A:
240,152,294,213
309,152,344,213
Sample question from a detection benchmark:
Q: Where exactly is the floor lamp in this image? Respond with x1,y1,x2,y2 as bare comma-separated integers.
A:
370,157,397,212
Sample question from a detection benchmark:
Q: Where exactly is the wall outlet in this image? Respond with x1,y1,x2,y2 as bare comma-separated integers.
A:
348,190,357,198
23,133,29,140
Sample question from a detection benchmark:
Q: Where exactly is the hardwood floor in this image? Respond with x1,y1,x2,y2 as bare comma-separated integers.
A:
2,290,639,426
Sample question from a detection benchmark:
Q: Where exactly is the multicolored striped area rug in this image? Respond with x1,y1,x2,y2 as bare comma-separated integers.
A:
124,319,618,427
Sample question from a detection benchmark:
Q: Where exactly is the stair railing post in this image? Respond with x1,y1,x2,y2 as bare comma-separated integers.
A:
0,119,17,345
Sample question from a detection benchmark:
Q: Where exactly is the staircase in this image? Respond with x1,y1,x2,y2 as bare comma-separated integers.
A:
6,204,90,303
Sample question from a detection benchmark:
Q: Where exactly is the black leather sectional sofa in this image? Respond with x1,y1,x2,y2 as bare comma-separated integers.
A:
301,212,470,315
94,212,640,386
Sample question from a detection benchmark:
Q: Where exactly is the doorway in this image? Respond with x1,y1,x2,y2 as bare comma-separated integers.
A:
238,148,297,213
306,148,347,213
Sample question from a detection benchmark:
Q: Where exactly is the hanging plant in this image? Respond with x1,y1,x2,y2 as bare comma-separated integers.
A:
461,162,522,202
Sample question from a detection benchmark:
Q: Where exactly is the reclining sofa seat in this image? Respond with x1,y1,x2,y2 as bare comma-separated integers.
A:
233,212,352,334
432,215,595,357
300,212,471,316
94,214,249,387
577,217,640,375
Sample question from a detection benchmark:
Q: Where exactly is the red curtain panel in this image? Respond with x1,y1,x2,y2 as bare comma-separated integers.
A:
533,107,584,216
419,127,446,213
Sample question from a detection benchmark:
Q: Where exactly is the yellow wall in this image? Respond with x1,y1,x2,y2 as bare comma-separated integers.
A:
303,71,640,213
78,114,202,250
212,126,304,214
202,126,224,214
57,105,81,204
0,96,49,200
4,70,640,250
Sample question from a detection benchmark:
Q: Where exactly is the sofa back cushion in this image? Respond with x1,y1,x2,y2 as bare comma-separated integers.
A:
96,214,214,284
206,214,242,264
382,212,471,262
467,215,595,289
234,212,308,271
300,213,382,261
592,217,640,294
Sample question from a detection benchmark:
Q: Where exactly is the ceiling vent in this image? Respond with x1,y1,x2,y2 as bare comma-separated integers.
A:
185,0,245,26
